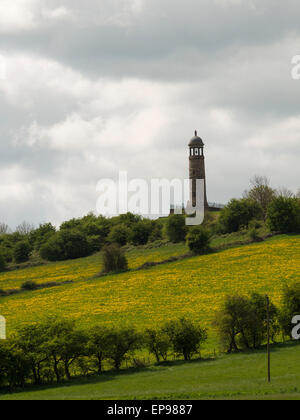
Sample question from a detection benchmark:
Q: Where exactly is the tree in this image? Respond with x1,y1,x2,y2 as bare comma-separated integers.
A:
40,235,64,261
14,324,49,385
244,176,276,220
108,225,130,247
219,199,263,233
148,221,163,242
0,341,31,389
166,215,187,243
267,196,300,233
102,244,128,274
13,241,31,263
164,318,207,361
276,187,294,199
15,221,35,235
243,294,278,349
213,294,278,353
42,319,87,382
0,252,6,272
87,326,114,374
280,283,300,338
29,223,56,250
144,329,171,363
40,229,91,261
130,221,151,246
0,223,10,235
186,226,211,254
213,295,253,353
106,328,141,370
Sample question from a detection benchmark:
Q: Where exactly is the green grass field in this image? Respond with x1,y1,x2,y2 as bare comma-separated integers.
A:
0,234,299,352
1,342,300,400
0,233,299,400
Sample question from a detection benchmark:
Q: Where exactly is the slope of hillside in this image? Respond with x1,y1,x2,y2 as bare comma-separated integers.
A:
0,235,299,351
1,342,300,400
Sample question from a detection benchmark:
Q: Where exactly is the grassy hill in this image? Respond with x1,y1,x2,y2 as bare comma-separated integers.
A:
0,234,299,353
1,342,300,400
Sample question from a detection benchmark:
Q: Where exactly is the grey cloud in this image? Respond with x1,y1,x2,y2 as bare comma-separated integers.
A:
0,0,300,228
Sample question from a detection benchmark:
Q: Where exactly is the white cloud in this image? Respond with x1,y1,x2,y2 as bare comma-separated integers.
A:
0,0,38,33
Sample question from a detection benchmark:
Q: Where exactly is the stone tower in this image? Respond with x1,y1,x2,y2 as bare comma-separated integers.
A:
189,130,209,210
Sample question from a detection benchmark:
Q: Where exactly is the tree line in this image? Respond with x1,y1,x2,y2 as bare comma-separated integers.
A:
0,318,207,389
1,282,300,390
0,176,299,271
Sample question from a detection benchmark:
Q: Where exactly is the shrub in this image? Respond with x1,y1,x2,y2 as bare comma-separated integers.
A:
219,199,263,233
166,215,187,243
108,225,130,247
164,318,207,361
102,244,128,274
267,197,300,233
148,221,163,243
87,326,115,374
29,223,56,251
186,226,211,254
40,235,64,261
279,283,300,338
130,221,152,246
144,329,171,363
40,229,91,262
21,281,38,291
13,241,31,263
106,328,141,370
213,294,278,353
0,252,6,272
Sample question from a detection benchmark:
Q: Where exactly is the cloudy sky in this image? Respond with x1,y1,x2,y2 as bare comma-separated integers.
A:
0,0,299,228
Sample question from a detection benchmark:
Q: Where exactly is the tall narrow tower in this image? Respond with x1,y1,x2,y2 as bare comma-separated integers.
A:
189,131,209,210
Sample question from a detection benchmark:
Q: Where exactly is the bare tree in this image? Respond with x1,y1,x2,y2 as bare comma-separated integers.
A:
15,221,35,235
0,223,10,235
276,187,294,198
244,176,276,220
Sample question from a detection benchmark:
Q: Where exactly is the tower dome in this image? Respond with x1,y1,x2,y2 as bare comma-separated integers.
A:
189,130,204,147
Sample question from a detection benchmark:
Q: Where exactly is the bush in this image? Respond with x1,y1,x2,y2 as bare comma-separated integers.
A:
267,197,300,233
219,199,263,233
148,221,163,243
186,226,211,254
166,215,187,243
29,223,56,251
21,281,38,291
102,244,128,274
0,252,6,272
106,328,141,370
279,283,300,338
130,221,151,246
213,294,278,353
144,329,171,363
13,241,31,263
164,318,207,361
40,229,91,262
40,235,64,261
108,225,130,247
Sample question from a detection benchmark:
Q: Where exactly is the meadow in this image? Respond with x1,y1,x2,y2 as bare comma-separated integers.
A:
0,234,299,353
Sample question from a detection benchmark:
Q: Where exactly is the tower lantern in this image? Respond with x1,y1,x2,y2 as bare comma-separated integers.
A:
189,130,209,210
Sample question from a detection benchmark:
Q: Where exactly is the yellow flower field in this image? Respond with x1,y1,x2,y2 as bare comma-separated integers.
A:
0,235,299,351
0,243,187,290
